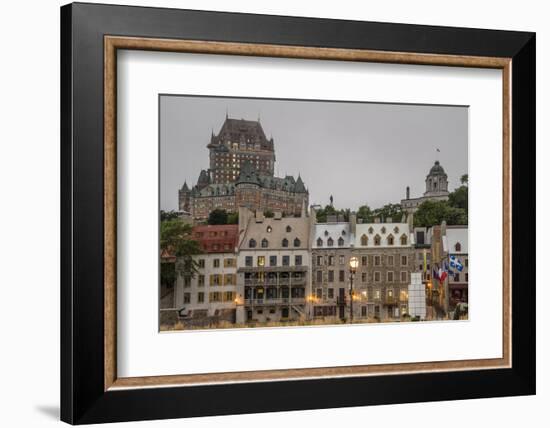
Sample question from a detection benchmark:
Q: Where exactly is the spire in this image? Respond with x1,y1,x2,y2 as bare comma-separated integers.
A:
182,181,189,191
295,174,306,193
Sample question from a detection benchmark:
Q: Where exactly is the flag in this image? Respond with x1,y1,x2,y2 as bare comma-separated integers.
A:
432,267,439,280
438,266,448,282
450,255,463,272
445,261,455,275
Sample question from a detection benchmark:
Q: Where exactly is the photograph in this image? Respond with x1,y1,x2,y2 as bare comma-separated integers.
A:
159,95,469,331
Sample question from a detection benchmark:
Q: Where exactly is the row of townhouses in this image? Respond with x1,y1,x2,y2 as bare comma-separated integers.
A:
163,205,468,327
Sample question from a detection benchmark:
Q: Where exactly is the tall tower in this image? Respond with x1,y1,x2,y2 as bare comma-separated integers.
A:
178,181,191,212
207,116,275,184
423,160,449,197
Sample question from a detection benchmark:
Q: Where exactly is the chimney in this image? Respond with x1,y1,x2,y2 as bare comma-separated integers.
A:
238,206,251,247
350,211,357,236
255,210,264,223
387,217,393,223
406,186,410,200
274,211,282,220
407,212,414,230
374,217,380,224
310,205,318,224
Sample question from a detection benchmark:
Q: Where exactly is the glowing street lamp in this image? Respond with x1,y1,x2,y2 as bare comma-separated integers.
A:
349,256,359,323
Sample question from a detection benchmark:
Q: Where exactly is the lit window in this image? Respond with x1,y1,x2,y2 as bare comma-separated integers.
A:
257,256,265,267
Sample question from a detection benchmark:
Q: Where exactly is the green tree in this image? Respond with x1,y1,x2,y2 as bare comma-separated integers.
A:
356,205,374,223
449,173,468,212
208,208,228,225
414,200,467,227
315,204,349,223
264,209,275,218
227,212,239,224
160,219,201,284
160,210,179,221
372,203,404,223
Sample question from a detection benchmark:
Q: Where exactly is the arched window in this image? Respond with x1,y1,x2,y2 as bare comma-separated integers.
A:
294,238,301,247
341,230,346,236
286,225,292,233
455,242,461,252
394,226,399,233
381,227,386,234
387,234,394,245
317,238,323,247
400,234,408,245
249,239,256,248
324,230,329,236
282,238,289,248
261,238,269,248
327,237,334,247
368,227,374,234
374,235,381,246
338,237,344,247
361,234,368,246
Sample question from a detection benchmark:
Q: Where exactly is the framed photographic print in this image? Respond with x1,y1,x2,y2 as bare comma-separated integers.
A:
61,2,536,424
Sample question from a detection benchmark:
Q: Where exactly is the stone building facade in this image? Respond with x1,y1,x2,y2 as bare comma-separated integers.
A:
401,160,450,213
352,218,417,320
311,222,353,320
174,224,239,327
178,116,308,220
444,226,469,309
235,206,312,324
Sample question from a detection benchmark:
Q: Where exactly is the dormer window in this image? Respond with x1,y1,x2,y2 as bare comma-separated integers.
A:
282,238,289,247
286,225,292,233
401,234,408,245
327,237,334,247
394,226,399,233
368,227,374,234
317,238,323,247
261,238,269,248
324,230,329,236
361,234,368,246
338,237,345,247
266,226,272,233
294,238,301,247
387,234,394,245
381,227,386,234
374,235,381,246
249,239,256,248
455,242,462,252
342,230,346,236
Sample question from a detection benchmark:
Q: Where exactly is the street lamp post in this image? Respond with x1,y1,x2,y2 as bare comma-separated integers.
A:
349,256,359,324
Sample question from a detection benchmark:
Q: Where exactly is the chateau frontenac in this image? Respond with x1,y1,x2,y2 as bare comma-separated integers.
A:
178,116,309,220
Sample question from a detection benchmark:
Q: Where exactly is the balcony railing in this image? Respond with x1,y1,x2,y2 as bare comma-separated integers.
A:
245,298,306,305
244,277,306,286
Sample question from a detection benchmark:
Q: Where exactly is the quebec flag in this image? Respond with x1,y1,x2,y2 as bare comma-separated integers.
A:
450,255,463,272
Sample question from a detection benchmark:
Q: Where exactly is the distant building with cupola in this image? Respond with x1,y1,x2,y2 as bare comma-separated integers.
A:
401,160,450,213
178,115,309,221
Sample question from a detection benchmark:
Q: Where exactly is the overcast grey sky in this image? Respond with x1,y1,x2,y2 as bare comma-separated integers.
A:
160,95,468,212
